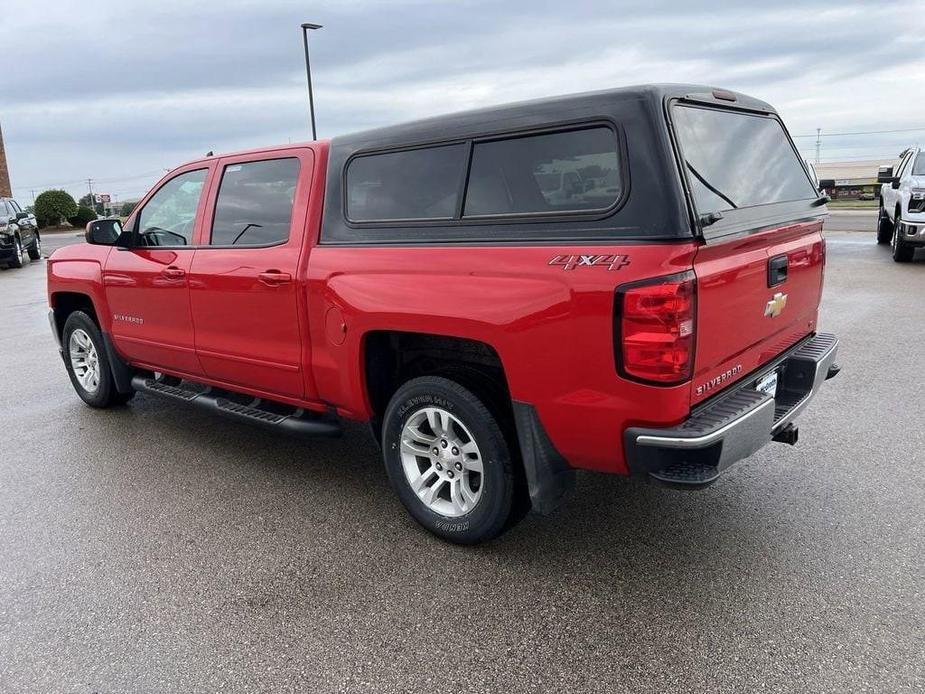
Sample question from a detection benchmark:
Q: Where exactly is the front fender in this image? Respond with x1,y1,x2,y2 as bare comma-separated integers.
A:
47,246,113,333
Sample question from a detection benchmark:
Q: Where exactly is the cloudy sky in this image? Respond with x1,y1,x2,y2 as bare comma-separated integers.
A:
3,0,925,205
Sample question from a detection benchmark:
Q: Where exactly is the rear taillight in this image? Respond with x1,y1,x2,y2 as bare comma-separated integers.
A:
616,272,696,385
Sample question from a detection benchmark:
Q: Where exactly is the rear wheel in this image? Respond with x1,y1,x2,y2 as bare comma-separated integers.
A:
382,376,516,544
63,311,134,407
877,205,893,244
892,212,915,263
27,233,42,260
7,237,23,268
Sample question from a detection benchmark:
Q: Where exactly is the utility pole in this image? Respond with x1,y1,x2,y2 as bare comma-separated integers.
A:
815,128,821,165
87,178,94,207
301,22,323,140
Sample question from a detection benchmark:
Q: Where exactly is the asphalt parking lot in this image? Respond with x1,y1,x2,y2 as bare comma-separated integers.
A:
1,212,923,693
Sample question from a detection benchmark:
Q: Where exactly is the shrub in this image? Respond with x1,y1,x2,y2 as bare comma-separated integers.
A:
34,190,78,228
120,201,137,216
67,206,97,228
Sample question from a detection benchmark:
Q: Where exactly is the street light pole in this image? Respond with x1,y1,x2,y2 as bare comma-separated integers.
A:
301,22,323,140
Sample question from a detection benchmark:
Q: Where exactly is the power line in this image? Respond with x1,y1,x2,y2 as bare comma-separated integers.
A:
792,126,925,138
12,168,165,192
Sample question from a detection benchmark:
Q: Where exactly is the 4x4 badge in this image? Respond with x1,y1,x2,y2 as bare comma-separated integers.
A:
764,292,788,318
548,254,630,271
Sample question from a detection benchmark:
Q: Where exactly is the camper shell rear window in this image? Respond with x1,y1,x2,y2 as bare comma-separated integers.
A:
670,102,820,238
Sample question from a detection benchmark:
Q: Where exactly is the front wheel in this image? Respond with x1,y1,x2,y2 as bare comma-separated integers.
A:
877,206,893,244
7,237,23,268
382,376,516,544
892,218,915,263
63,311,134,407
27,233,42,260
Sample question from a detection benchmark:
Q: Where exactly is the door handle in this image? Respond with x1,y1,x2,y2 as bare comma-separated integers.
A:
258,270,292,286
162,266,186,279
767,255,788,287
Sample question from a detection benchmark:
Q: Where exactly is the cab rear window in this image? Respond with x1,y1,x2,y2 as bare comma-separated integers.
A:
672,105,817,215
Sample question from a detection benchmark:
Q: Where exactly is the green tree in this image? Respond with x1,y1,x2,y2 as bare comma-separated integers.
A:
34,190,78,228
67,206,97,228
120,201,137,216
78,193,104,216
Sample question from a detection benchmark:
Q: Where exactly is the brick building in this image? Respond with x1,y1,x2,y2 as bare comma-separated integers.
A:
0,122,10,198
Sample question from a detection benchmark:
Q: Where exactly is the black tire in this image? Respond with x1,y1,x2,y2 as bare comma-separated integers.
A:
877,205,893,244
62,311,134,408
892,213,915,263
27,233,42,260
7,236,23,268
382,376,516,544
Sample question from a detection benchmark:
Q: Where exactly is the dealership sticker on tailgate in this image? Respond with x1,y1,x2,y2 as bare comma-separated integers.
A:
756,371,779,398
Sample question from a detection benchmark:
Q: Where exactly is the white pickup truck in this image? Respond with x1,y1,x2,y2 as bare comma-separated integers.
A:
878,147,925,262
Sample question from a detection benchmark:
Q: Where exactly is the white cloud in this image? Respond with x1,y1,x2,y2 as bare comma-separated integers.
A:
4,0,925,202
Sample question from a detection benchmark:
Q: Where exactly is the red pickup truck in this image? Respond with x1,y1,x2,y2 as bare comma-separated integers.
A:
48,85,839,543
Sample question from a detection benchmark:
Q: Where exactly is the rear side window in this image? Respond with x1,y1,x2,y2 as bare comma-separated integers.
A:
464,127,622,217
210,158,300,246
346,144,467,222
672,105,816,215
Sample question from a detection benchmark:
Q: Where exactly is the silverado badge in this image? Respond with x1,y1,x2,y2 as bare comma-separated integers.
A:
764,292,788,318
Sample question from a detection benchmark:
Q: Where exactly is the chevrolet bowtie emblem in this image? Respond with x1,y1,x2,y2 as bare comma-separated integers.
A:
764,292,788,318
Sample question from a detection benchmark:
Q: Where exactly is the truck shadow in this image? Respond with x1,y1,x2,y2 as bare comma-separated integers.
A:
99,398,806,587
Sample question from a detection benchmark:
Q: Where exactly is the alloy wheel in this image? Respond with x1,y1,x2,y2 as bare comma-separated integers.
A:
69,329,101,393
399,406,484,517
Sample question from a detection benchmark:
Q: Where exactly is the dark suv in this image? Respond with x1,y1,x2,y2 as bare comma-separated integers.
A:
0,197,41,268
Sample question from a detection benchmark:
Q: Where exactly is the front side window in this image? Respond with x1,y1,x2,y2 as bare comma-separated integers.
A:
346,144,467,222
464,127,622,217
911,153,925,176
137,168,208,246
210,158,300,246
672,105,817,216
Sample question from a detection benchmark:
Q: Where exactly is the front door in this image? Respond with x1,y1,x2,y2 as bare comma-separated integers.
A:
103,166,210,376
188,150,313,399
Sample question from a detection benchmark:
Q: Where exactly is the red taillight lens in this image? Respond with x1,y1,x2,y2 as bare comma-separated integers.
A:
617,273,696,384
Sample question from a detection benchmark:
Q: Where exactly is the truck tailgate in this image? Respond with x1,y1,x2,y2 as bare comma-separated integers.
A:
691,219,824,404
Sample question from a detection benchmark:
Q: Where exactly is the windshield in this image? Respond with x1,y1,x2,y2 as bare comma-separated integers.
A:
912,153,925,176
672,105,817,215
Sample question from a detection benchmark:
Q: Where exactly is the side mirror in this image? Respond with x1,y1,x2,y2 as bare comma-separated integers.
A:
85,219,124,246
818,178,834,193
15,211,28,221
877,166,895,184
891,179,901,190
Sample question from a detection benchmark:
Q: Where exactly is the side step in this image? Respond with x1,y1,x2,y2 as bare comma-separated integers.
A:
131,376,342,438
648,460,721,489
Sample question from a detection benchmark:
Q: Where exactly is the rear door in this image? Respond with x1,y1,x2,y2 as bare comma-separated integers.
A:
188,149,313,399
670,102,826,404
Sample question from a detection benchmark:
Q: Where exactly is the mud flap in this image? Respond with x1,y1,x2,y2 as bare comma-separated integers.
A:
101,332,136,395
512,401,575,515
